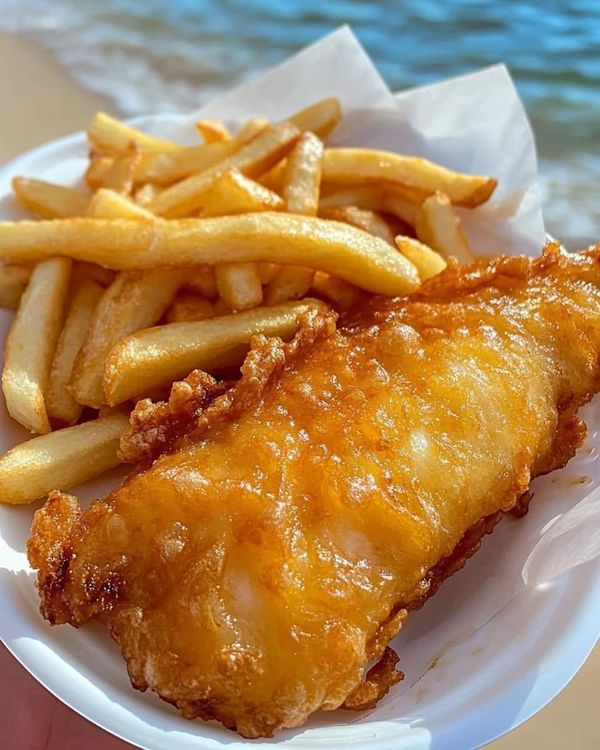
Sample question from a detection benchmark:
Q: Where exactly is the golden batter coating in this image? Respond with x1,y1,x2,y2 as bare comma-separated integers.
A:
28,244,600,737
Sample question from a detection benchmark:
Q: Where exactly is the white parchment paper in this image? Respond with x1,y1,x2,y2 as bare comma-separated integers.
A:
0,24,597,749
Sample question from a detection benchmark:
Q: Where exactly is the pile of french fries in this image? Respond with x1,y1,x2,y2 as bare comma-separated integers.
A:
0,97,497,505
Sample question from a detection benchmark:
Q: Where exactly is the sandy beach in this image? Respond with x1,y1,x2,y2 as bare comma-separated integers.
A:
0,32,115,164
0,29,598,750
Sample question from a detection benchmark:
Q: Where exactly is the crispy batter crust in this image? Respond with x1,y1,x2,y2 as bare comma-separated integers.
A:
28,244,600,736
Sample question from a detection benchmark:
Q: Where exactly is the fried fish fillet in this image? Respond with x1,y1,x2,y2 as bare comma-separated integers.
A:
28,244,600,737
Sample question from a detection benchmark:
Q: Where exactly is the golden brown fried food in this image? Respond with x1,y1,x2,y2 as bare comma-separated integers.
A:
28,244,600,737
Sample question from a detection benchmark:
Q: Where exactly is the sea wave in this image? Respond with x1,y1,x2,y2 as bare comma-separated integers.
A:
0,0,598,248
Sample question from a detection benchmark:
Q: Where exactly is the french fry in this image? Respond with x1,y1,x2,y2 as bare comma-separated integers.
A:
149,122,300,217
282,131,323,215
196,119,231,143
135,140,241,185
319,185,419,225
166,292,215,323
321,149,497,207
0,414,128,504
311,272,363,310
136,119,268,186
88,112,177,156
183,267,218,299
264,267,314,305
415,191,474,264
12,177,88,219
266,134,323,304
318,206,395,244
286,97,342,139
47,279,104,424
395,236,447,280
0,214,420,296
201,168,284,217
70,270,182,408
87,188,154,220
215,263,263,310
0,265,32,309
2,258,72,434
104,298,328,405
85,154,114,192
99,146,141,195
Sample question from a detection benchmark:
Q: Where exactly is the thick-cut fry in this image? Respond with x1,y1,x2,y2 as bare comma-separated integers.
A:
0,265,31,309
395,236,448,280
12,177,88,219
286,97,342,139
166,292,215,323
282,131,323,215
88,112,177,156
149,122,300,217
0,214,420,295
104,298,327,405
2,258,72,434
136,140,241,185
311,271,363,310
183,267,218,299
196,119,231,143
319,185,419,225
416,191,474,264
215,263,263,310
99,146,141,195
70,270,182,408
321,149,497,207
85,155,114,192
47,279,104,424
264,267,314,305
265,131,322,307
87,188,154,220
0,414,128,504
319,206,395,244
201,169,284,217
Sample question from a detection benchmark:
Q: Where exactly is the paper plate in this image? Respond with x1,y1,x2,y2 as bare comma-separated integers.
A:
1,125,599,750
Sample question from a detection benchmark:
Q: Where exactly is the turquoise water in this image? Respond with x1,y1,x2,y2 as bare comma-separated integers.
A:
0,0,598,247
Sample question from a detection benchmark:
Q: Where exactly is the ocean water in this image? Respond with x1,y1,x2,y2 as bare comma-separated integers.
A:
0,0,598,248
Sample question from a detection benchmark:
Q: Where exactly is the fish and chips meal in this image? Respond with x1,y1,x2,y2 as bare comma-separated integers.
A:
0,96,598,737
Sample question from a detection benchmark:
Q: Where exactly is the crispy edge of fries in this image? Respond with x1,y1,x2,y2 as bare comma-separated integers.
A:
12,177,89,219
0,214,421,296
47,279,105,424
104,298,328,405
286,97,342,139
0,414,128,504
1,258,72,434
416,190,474,265
319,206,395,245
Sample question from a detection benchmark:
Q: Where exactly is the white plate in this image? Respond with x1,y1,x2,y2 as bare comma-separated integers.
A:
1,128,599,750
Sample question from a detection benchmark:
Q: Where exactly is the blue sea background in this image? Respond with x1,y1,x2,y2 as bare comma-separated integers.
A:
0,0,598,248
